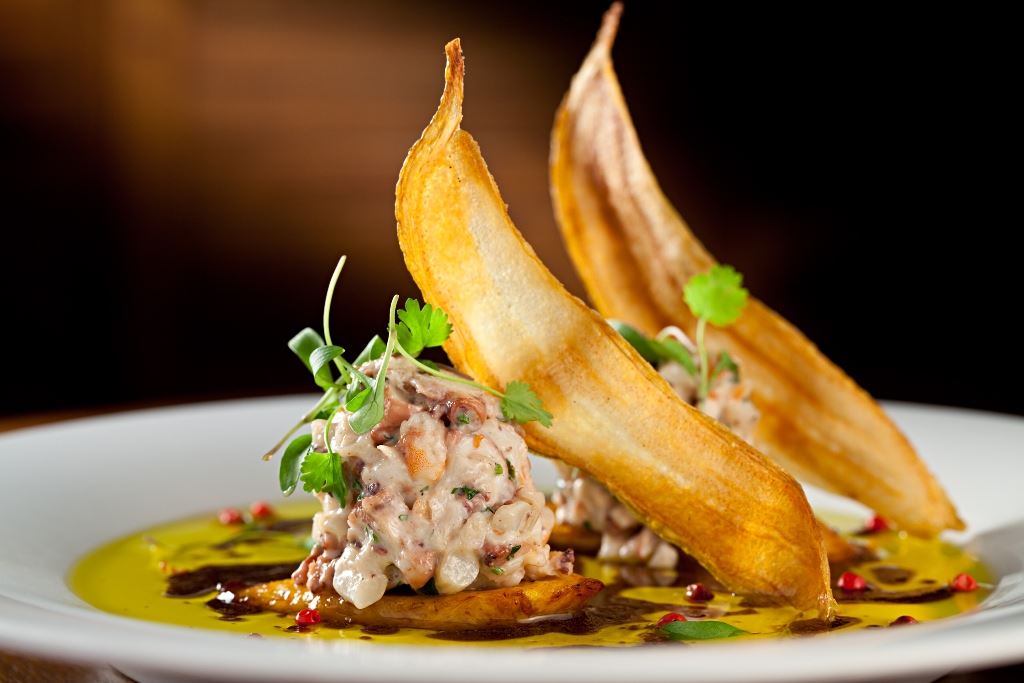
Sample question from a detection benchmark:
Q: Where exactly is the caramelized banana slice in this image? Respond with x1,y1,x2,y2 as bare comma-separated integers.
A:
396,39,833,616
237,576,603,631
549,4,961,536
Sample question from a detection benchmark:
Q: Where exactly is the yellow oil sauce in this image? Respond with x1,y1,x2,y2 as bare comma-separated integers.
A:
70,502,992,647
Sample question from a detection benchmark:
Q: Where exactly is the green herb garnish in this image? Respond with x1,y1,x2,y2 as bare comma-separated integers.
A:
491,567,505,575
299,450,346,504
397,298,453,357
710,350,740,383
266,256,552,502
610,321,697,376
451,486,481,500
508,544,521,559
683,264,749,400
494,463,503,476
506,459,516,481
660,619,747,641
611,264,749,403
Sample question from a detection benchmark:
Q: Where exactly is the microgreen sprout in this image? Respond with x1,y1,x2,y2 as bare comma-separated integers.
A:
611,264,749,405
684,265,749,400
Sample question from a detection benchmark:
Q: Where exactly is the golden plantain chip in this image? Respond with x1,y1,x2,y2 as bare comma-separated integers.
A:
549,3,961,536
395,38,833,617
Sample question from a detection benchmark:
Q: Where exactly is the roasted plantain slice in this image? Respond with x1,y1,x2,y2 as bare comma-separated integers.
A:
237,575,603,631
396,39,833,616
549,4,962,536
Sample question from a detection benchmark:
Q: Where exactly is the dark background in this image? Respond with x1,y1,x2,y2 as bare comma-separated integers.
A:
1,1,1017,418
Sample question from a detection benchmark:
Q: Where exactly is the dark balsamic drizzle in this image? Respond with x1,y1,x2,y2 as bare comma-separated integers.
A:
836,585,953,604
788,615,861,635
362,625,401,636
165,561,300,598
870,565,916,585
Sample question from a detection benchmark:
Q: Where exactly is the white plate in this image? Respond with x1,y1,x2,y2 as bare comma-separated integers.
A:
1,399,1022,683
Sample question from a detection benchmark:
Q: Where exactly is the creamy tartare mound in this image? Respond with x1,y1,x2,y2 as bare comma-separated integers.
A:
293,356,572,608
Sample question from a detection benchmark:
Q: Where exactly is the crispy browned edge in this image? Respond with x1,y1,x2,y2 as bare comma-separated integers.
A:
236,575,604,631
549,3,962,536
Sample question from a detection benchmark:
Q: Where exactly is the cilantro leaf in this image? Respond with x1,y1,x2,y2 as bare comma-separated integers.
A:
300,450,347,503
397,298,453,357
661,620,747,641
500,381,553,427
279,434,313,496
683,265,749,327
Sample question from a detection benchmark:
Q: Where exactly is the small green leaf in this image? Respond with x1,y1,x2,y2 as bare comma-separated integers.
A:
710,351,740,383
508,544,521,559
659,338,698,376
288,328,326,373
494,463,503,475
309,344,345,389
451,486,481,500
350,296,400,434
353,335,386,367
661,620,747,641
506,459,516,481
279,434,313,496
500,381,553,427
300,450,346,503
397,298,452,357
610,320,664,364
610,320,698,376
345,386,371,412
313,399,340,420
683,264,749,327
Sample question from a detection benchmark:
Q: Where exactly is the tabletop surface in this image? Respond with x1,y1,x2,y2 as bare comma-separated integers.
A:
2,407,1022,682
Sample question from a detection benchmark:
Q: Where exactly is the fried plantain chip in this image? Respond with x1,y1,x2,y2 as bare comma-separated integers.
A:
395,38,833,617
235,575,603,631
549,4,962,536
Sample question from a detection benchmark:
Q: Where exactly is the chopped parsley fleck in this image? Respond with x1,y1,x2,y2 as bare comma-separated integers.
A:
484,506,496,514
506,459,516,481
508,544,521,559
420,485,430,494
494,463,503,476
491,567,505,575
398,513,409,521
457,412,472,425
451,486,481,500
